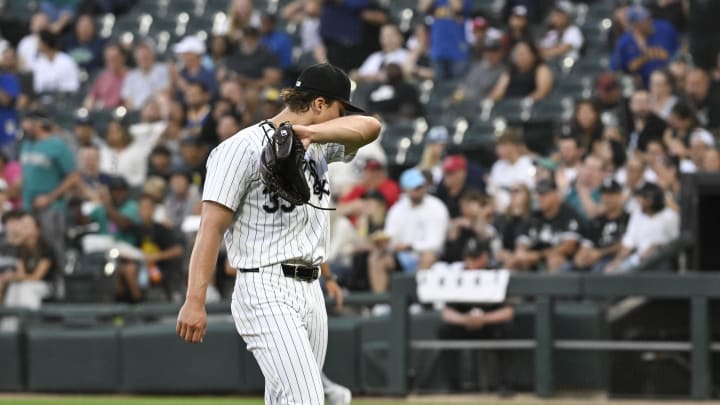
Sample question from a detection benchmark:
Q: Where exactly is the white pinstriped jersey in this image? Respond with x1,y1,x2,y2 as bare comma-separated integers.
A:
202,120,350,269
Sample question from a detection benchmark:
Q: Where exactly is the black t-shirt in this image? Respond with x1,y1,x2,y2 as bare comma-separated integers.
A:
131,223,184,273
366,82,424,119
581,211,630,250
496,214,528,251
227,45,280,79
19,238,57,282
517,203,583,254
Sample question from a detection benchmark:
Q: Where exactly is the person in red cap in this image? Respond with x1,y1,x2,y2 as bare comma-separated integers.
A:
338,158,400,225
435,155,468,218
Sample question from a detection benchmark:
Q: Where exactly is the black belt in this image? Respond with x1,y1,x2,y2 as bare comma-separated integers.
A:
237,264,320,282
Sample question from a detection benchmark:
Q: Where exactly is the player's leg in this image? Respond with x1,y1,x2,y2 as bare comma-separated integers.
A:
322,373,352,405
305,281,328,368
232,272,324,405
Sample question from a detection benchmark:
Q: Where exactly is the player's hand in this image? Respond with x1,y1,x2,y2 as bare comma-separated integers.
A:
325,279,344,310
176,299,207,344
33,194,52,210
289,124,313,149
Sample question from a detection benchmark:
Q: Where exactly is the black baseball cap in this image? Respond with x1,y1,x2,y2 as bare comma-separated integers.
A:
294,63,365,113
463,237,490,259
600,178,622,194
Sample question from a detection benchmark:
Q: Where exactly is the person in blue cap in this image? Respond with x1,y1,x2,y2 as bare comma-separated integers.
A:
610,5,678,88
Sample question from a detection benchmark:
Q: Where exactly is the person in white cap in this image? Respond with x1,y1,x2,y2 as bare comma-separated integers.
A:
539,1,584,63
169,35,217,99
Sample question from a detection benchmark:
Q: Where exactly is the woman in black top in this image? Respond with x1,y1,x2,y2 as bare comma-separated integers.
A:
571,98,605,151
489,40,554,102
495,184,532,269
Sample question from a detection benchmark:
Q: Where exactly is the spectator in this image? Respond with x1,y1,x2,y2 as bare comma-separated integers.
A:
565,155,606,220
83,43,128,110
227,27,282,89
570,99,604,151
489,40,554,102
339,158,400,222
610,5,679,88
452,35,506,107
216,111,243,143
443,189,498,263
487,129,535,212
703,147,720,172
436,238,514,392
121,40,170,110
573,179,630,273
319,0,370,72
608,0,630,48
420,0,473,80
73,144,110,201
72,113,103,150
0,56,20,156
99,119,163,187
417,126,449,185
355,24,408,83
227,0,258,40
350,190,391,292
649,69,678,120
127,194,185,301
147,145,173,182
62,13,105,73
593,72,627,118
98,176,139,245
19,110,77,257
682,68,720,130
183,81,214,145
259,13,294,73
169,35,217,100
17,12,51,72
164,166,200,229
606,182,679,273
384,168,449,272
435,155,483,218
555,132,583,195
32,30,80,94
682,130,715,173
504,5,532,49
282,0,323,56
366,63,423,120
0,153,21,208
514,178,583,272
625,89,667,153
404,23,434,81
179,136,209,191
40,0,79,32
1,47,32,111
539,1,584,63
206,34,233,82
0,212,58,330
495,184,532,269
663,101,711,162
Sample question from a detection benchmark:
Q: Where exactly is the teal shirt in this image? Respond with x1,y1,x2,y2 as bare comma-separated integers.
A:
564,186,601,221
20,136,76,210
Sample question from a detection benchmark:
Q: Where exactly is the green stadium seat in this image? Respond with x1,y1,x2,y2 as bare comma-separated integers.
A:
0,331,22,391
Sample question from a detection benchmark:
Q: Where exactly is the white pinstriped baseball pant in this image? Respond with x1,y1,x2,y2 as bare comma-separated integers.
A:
231,264,328,405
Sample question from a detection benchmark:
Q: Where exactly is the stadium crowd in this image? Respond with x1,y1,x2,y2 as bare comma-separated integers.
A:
0,0,718,326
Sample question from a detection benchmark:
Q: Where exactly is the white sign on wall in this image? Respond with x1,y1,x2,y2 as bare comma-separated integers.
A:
416,269,511,304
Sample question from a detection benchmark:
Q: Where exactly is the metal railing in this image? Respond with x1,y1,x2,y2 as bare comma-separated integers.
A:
386,272,720,399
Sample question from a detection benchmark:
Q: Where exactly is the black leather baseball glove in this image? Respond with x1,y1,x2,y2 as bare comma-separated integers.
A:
260,122,311,206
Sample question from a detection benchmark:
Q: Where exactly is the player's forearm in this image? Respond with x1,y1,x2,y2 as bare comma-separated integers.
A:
185,227,223,304
308,115,381,152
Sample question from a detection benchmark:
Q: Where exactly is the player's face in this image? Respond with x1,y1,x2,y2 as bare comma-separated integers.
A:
315,99,344,123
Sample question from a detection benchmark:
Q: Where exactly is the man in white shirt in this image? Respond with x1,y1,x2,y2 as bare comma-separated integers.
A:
384,168,450,272
32,30,80,94
355,24,409,83
540,1,584,62
17,12,51,72
121,40,169,110
487,129,535,211
606,182,679,273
